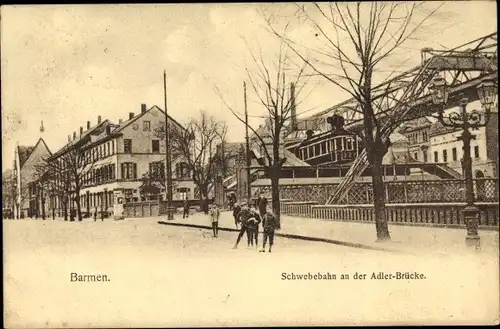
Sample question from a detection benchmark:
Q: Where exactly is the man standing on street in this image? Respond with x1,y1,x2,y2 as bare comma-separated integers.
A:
232,203,251,249
232,202,241,228
257,193,268,219
183,197,190,218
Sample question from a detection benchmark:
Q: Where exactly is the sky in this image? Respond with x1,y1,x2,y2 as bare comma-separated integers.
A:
1,2,497,170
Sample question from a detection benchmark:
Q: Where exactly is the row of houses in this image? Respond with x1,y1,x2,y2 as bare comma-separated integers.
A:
12,104,196,219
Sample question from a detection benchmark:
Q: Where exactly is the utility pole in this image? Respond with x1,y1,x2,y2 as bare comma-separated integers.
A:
244,81,251,205
164,70,174,220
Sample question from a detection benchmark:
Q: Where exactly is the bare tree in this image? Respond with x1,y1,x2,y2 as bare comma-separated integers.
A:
215,39,310,228
2,170,15,218
38,146,103,221
158,110,227,203
264,2,443,240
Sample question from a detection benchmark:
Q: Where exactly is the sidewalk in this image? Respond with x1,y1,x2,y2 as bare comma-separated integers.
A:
159,211,499,255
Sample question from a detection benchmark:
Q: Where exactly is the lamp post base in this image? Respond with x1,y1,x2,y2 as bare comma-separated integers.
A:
463,205,481,251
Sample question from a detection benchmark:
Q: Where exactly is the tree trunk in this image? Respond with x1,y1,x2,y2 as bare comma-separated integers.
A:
270,167,281,229
63,197,68,221
41,188,46,220
371,152,391,241
75,190,83,221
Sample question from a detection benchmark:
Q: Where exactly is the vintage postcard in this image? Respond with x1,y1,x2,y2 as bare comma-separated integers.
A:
2,2,499,328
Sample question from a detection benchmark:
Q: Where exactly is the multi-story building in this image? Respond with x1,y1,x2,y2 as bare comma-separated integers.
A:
399,109,498,178
12,138,52,219
46,104,195,218
427,112,498,178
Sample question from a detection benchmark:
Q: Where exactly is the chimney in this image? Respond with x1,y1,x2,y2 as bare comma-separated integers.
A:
68,135,71,142
80,126,83,136
141,103,147,113
306,130,314,139
73,131,77,140
87,121,91,130
290,82,297,131
129,112,134,120
118,118,123,124
97,115,102,124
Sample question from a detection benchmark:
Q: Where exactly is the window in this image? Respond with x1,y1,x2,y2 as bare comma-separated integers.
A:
314,144,320,156
345,138,353,151
149,161,165,180
152,140,160,153
414,152,418,160
121,162,137,179
321,142,327,154
143,121,151,131
423,151,428,162
443,150,448,163
434,151,438,163
111,140,115,154
474,146,480,159
124,139,132,153
452,148,457,161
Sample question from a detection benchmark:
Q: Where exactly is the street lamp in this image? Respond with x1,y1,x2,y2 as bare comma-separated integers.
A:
428,75,497,250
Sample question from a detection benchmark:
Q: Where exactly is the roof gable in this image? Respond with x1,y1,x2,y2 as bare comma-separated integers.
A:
112,105,186,134
17,138,52,169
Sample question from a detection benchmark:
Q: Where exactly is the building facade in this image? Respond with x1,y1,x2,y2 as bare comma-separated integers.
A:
45,104,195,218
12,138,52,219
400,110,498,178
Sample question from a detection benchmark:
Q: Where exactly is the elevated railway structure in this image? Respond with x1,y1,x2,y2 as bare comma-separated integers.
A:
294,33,498,205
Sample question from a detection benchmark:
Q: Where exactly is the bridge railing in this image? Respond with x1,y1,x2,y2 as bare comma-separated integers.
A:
280,201,499,229
257,178,499,205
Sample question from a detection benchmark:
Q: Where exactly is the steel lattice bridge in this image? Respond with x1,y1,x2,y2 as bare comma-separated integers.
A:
295,32,498,205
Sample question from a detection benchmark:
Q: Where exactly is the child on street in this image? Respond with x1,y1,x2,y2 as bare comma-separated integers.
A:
260,206,278,252
209,204,220,238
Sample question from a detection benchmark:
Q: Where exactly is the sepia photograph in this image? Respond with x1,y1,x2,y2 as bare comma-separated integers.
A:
2,2,499,327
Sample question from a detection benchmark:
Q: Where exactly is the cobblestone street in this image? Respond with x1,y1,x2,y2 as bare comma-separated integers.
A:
4,218,499,327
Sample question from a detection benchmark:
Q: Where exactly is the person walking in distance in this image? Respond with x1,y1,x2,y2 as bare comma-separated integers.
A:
260,206,278,253
209,203,220,238
94,206,98,222
257,193,268,219
183,197,190,219
100,204,105,222
247,205,261,249
232,203,251,249
232,202,241,228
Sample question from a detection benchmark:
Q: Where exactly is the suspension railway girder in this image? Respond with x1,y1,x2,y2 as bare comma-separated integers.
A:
296,33,497,133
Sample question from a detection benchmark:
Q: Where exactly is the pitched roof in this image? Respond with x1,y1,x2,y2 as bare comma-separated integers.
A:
51,120,111,158
17,138,52,169
112,105,185,134
250,148,310,168
398,117,432,133
428,120,460,137
17,145,35,168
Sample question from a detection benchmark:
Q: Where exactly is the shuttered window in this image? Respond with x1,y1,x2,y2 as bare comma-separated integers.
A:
121,162,137,179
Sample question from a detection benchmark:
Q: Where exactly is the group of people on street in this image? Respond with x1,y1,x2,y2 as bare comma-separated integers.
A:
231,194,278,252
200,193,278,252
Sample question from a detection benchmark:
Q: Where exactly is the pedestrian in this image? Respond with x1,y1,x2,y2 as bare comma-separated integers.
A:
257,193,268,219
100,205,104,222
183,198,190,218
232,202,241,228
260,206,278,253
232,203,251,249
248,205,261,248
209,203,220,238
94,206,98,222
